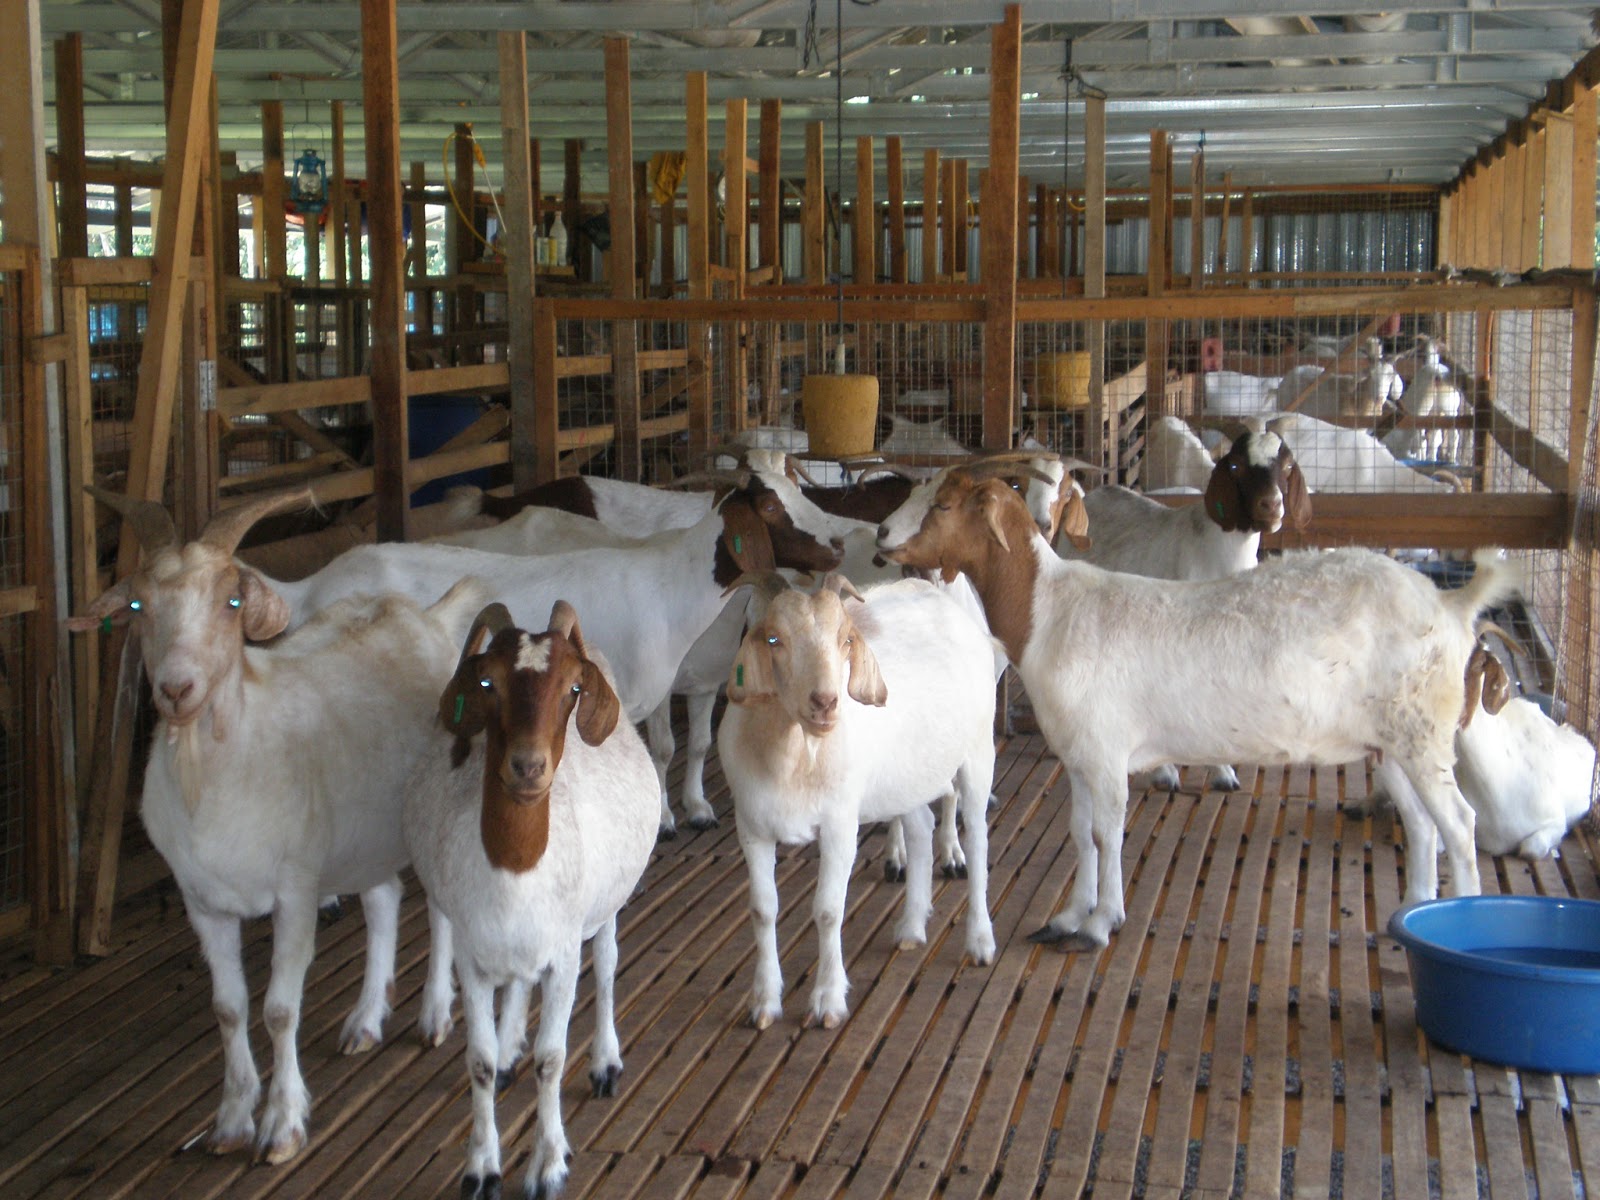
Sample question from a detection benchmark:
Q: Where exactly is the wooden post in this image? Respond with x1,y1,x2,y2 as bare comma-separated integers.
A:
686,73,712,462
604,37,641,480
1571,83,1597,268
362,0,409,542
261,96,288,380
1085,92,1109,474
1503,134,1526,272
954,159,970,278
1217,171,1233,278
981,5,1021,450
853,135,876,285
1034,183,1049,279
804,120,826,285
1146,129,1170,416
1015,173,1029,276
564,138,583,278
1521,125,1546,269
499,31,539,492
1486,148,1505,269
531,137,543,247
940,158,957,280
724,97,749,431
54,34,89,258
758,98,783,277
329,102,347,288
634,161,651,295
1189,147,1205,289
407,161,427,278
886,136,906,284
922,148,939,285
451,121,478,357
1543,113,1574,269
533,297,559,481
1240,188,1255,283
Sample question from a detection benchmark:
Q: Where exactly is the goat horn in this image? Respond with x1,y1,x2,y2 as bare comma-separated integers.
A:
1475,619,1530,664
546,599,580,640
853,463,926,482
85,485,178,555
1428,468,1465,492
701,442,749,466
784,455,826,488
818,572,866,603
964,458,1058,486
721,569,791,602
664,469,749,491
199,486,317,556
459,602,517,670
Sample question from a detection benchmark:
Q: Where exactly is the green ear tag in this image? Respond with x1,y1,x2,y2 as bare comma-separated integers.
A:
736,664,744,687
100,615,112,634
453,693,465,725
733,535,743,554
1214,501,1225,518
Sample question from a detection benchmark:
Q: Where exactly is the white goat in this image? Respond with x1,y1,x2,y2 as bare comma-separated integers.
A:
880,414,972,458
1453,697,1595,858
1267,412,1455,493
1387,336,1466,463
1142,415,1220,492
404,602,658,1200
718,574,998,1029
1058,427,1312,793
69,488,484,1164
878,466,1518,949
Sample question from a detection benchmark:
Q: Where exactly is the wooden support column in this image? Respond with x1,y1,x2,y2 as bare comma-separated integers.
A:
362,0,409,542
1543,114,1574,268
758,98,783,277
533,297,559,481
660,194,677,296
260,97,288,380
1189,148,1204,289
686,73,711,461
853,134,875,377
530,137,543,244
1217,171,1232,277
1240,188,1254,283
564,138,583,276
1522,126,1546,269
604,37,641,480
1571,83,1597,268
634,161,651,295
1486,149,1505,269
1015,173,1029,276
451,121,479,357
499,31,539,492
723,97,749,431
886,136,906,284
922,148,939,285
407,161,427,278
954,159,970,278
329,102,347,288
54,34,88,258
804,120,826,285
1085,92,1109,474
1146,129,1170,416
1502,135,1525,272
940,158,957,280
1034,183,1049,279
980,5,1021,450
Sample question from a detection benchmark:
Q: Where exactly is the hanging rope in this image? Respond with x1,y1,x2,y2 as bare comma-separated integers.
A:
442,127,509,258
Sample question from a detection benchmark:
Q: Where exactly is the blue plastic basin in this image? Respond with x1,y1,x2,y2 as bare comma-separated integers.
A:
1389,896,1600,1074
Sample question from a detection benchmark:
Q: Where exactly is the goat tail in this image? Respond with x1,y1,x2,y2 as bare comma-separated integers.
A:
1447,548,1521,622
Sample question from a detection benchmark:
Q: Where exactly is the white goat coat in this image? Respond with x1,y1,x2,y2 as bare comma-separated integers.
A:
1059,487,1259,581
1267,412,1451,493
1454,698,1596,858
143,591,474,921
1141,416,1217,492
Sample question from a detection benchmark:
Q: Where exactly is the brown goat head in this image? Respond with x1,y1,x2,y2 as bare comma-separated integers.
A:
1202,429,1311,536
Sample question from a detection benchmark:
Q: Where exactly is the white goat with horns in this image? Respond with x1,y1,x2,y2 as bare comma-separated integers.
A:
69,486,484,1163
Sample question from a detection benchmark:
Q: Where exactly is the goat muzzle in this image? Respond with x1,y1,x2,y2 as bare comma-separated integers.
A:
501,749,554,801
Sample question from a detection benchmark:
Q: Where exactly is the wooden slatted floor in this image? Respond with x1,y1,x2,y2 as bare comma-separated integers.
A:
5,726,1600,1199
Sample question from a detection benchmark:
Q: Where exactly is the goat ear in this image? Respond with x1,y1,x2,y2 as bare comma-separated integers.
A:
1278,447,1313,532
727,630,776,702
1460,647,1487,728
1057,489,1091,551
439,653,491,761
720,497,776,573
67,579,135,632
1481,654,1513,715
845,625,887,707
575,659,622,746
975,483,1010,553
237,568,289,641
1203,459,1245,532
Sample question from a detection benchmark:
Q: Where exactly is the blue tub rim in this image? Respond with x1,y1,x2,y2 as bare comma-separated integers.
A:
1388,894,1600,985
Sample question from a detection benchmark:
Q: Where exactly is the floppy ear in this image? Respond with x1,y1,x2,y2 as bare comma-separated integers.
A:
441,654,491,767
1278,446,1313,532
1460,646,1488,728
845,623,887,707
1057,489,1091,551
1203,459,1245,532
975,482,1010,552
575,658,622,745
1480,654,1512,715
727,629,777,703
237,568,290,641
720,497,776,573
67,579,135,632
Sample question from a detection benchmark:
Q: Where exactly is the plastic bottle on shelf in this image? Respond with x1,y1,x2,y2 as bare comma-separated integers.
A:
549,213,568,266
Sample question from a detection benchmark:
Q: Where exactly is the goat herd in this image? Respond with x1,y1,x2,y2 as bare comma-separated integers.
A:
72,431,1595,1199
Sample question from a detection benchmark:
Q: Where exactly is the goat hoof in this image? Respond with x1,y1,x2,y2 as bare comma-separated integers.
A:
462,1173,503,1200
687,815,719,832
206,1127,254,1156
1026,923,1071,945
656,826,678,843
942,862,968,880
495,1065,518,1094
339,1027,381,1055
256,1127,306,1166
883,862,906,884
590,1063,623,1099
749,1007,777,1031
523,1166,569,1199
1029,928,1105,955
802,1008,843,1031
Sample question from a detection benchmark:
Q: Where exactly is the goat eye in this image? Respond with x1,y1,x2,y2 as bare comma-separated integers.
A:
570,683,582,695
478,678,492,690
128,599,142,612
227,596,241,609
766,635,780,646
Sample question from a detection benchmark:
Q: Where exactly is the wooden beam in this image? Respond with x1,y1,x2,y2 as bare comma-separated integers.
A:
1146,128,1170,416
954,159,970,277
407,161,427,277
1085,92,1109,473
362,0,409,542
1189,147,1204,290
53,34,88,258
922,148,939,285
724,96,749,434
1521,124,1545,270
1571,83,1597,269
886,136,906,285
1502,136,1526,272
804,120,826,285
686,72,711,462
329,101,347,287
498,31,538,492
260,98,287,279
854,135,875,286
1543,112,1574,268
604,37,641,480
563,138,583,276
981,5,1021,451
533,297,559,482
940,158,957,280
758,98,782,277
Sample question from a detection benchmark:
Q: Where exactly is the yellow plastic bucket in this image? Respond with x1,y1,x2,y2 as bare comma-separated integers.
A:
1032,352,1093,410
801,373,880,457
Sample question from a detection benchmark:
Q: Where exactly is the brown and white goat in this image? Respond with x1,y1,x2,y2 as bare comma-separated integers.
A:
878,465,1516,949
69,486,483,1163
403,601,659,1200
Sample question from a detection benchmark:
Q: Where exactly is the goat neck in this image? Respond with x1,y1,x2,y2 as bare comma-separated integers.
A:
877,472,1043,664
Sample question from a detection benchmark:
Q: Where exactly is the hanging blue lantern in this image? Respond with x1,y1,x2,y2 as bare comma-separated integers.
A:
290,147,328,215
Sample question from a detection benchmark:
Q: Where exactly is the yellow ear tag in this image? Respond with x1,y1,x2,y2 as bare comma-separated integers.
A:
736,664,744,687
453,693,465,725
